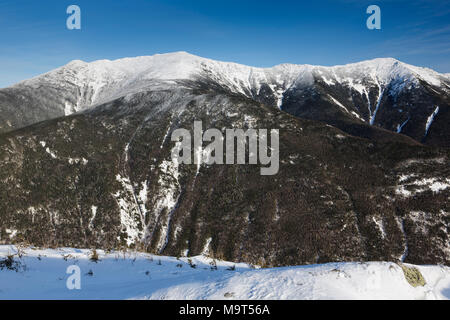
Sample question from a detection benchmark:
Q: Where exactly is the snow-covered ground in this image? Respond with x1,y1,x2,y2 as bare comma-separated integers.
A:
0,245,449,300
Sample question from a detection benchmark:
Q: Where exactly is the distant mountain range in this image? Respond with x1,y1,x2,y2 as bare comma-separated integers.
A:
0,52,448,266
1,52,448,146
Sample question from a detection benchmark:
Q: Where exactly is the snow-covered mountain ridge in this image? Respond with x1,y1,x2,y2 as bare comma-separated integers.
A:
1,51,448,147
15,52,448,113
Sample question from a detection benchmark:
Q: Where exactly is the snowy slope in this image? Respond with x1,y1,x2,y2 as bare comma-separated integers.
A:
13,52,303,113
13,52,448,114
1,245,449,300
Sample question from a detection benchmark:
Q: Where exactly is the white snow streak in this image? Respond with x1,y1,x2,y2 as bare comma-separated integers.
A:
425,106,439,137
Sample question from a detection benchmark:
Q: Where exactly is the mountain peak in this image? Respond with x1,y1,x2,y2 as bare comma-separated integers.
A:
66,59,87,67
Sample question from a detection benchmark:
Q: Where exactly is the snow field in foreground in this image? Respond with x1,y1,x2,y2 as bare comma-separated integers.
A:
0,245,449,300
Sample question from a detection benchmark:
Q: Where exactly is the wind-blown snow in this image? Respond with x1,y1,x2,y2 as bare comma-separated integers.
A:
0,246,449,300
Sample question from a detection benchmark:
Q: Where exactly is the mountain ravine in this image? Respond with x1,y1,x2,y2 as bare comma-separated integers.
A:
0,52,449,267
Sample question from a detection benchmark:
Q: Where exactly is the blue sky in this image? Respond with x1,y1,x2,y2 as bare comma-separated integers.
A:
0,0,449,88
